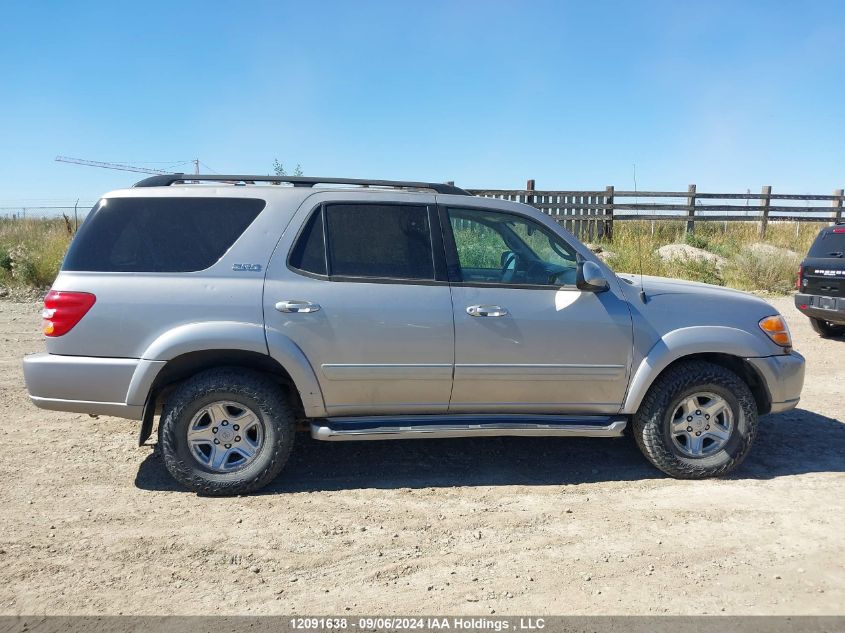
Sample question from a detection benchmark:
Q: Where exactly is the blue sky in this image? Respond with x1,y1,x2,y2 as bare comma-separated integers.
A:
1,0,843,208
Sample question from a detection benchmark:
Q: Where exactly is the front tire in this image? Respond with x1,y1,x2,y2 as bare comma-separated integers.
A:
809,317,845,338
159,368,295,496
633,361,758,479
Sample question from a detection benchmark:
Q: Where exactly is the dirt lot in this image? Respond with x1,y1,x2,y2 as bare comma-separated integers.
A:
0,295,843,616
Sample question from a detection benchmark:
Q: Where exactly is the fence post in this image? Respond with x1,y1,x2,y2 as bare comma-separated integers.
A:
604,186,614,241
759,185,772,238
526,179,535,208
833,188,843,224
685,184,697,234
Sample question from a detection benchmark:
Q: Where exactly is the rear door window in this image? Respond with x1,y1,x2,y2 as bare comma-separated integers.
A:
323,204,435,280
63,197,265,272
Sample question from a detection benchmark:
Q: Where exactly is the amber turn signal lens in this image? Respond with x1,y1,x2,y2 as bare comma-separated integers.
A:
759,315,792,348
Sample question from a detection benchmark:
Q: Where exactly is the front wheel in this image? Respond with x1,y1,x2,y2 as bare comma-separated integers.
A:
633,361,758,479
809,317,845,338
159,368,295,496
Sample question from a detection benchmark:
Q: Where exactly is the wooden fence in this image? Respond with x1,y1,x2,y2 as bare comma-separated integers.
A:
466,180,844,241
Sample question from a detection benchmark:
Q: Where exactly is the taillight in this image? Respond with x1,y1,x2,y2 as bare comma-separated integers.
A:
833,228,845,233
42,291,96,337
796,265,803,290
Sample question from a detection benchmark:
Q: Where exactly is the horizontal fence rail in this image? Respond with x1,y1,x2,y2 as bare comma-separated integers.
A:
467,182,844,241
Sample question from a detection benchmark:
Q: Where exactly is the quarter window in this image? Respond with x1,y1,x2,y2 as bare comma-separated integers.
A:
63,197,265,273
289,207,327,275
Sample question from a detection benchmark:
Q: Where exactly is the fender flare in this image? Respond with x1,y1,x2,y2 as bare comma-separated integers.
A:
621,326,772,414
126,321,327,418
264,327,326,418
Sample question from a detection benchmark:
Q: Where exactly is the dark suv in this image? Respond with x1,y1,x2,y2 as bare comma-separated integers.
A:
796,223,845,337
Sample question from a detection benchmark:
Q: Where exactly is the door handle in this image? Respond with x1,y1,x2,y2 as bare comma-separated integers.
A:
466,305,509,317
275,300,321,313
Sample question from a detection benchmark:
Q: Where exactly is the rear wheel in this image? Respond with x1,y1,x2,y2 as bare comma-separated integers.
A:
633,360,758,479
809,317,845,338
159,368,295,496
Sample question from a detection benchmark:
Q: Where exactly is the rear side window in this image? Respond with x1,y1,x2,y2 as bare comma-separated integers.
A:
63,197,265,272
323,204,435,280
808,230,845,258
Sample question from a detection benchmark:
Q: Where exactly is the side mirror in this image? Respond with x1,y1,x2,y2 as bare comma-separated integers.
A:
576,260,609,292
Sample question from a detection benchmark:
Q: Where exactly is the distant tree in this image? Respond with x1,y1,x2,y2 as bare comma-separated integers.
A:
273,159,303,177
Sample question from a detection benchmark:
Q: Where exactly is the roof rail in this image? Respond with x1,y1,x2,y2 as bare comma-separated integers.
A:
132,174,471,195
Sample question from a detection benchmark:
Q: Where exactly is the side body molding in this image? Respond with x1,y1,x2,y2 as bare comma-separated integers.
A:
621,326,773,415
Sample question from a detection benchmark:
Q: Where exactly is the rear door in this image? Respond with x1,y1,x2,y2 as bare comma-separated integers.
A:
263,192,455,416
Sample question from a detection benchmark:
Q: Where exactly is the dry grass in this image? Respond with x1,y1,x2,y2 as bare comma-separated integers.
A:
0,218,73,288
595,220,814,293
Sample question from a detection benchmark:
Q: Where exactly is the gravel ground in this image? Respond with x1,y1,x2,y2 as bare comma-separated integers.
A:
0,295,843,615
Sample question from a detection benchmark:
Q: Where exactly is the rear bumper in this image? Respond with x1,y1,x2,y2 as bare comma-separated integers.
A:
795,293,845,325
22,353,163,420
745,352,805,415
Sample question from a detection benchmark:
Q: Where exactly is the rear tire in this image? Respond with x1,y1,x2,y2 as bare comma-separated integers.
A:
809,317,845,338
633,361,758,479
159,368,295,496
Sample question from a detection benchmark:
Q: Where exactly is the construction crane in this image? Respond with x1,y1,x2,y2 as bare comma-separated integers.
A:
55,156,201,175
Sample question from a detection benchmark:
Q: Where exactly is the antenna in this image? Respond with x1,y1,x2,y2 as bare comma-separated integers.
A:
633,164,648,303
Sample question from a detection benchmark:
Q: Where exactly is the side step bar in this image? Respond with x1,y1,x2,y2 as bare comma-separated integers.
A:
311,414,628,442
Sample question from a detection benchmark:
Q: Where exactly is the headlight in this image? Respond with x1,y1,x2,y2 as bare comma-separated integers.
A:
759,315,792,350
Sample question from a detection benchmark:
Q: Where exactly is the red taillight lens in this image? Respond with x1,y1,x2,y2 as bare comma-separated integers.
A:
796,265,803,290
42,291,96,337
833,228,845,233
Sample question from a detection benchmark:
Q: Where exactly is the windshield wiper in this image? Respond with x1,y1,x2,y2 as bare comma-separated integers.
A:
827,251,844,258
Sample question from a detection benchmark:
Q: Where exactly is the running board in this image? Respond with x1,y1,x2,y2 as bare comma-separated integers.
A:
311,414,628,442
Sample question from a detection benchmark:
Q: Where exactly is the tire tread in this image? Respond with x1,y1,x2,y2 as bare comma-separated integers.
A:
633,360,758,479
160,368,295,496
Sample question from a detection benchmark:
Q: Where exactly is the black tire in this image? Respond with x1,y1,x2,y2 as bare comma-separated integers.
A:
632,360,758,479
809,317,845,338
159,368,295,496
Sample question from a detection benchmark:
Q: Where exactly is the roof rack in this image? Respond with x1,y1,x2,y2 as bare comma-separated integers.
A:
133,174,470,195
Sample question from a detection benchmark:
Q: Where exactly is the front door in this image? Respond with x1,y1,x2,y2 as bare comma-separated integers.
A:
264,193,454,416
443,204,633,414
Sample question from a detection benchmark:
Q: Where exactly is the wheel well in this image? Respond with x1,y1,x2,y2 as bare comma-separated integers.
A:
149,349,305,417
657,353,771,415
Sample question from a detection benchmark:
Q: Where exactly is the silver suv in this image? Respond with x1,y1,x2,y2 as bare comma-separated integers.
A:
23,175,805,495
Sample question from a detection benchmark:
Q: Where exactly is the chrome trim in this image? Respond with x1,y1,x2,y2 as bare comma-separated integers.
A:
311,414,628,441
466,305,509,317
275,300,321,313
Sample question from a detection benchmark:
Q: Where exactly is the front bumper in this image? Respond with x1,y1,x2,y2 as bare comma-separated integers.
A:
795,293,845,325
745,351,806,414
22,353,164,420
